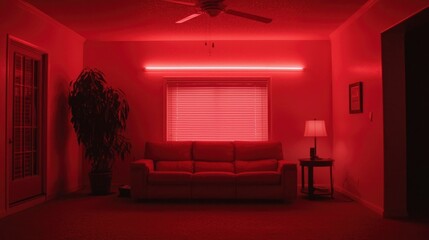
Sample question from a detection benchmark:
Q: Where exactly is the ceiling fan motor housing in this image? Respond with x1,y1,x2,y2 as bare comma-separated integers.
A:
199,0,225,17
165,0,272,24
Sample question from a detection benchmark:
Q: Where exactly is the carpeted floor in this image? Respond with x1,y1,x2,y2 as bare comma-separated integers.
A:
1,189,428,240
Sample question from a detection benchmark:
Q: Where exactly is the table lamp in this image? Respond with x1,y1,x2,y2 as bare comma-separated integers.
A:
304,119,327,159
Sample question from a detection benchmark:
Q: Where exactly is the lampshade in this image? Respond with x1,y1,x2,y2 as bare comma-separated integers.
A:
304,120,327,137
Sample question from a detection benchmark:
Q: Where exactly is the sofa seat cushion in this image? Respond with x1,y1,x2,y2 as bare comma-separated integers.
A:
192,172,236,184
156,161,193,172
145,141,192,161
235,159,278,173
193,141,234,162
148,172,192,184
236,172,280,184
194,161,234,172
235,141,283,160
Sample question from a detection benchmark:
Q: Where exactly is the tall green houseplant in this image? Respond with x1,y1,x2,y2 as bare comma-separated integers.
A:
68,68,131,195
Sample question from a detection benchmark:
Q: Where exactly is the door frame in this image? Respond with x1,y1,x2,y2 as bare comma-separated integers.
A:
5,35,48,213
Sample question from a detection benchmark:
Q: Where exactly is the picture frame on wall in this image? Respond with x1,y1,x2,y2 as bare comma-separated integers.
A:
349,81,363,114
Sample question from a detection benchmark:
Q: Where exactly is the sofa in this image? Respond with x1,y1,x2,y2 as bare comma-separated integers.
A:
130,141,297,201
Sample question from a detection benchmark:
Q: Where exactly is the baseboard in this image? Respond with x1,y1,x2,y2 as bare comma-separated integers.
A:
335,186,384,216
7,195,47,216
301,182,385,216
47,185,85,200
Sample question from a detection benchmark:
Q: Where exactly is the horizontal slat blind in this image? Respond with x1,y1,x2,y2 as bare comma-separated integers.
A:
166,79,269,141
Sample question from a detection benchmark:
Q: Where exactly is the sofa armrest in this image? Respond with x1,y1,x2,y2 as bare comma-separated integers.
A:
131,159,154,172
278,160,297,201
277,160,296,172
130,159,154,200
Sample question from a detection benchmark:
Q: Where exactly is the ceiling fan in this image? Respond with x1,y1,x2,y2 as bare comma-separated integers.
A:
162,0,272,24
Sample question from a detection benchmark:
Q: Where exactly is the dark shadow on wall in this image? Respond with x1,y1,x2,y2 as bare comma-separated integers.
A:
52,73,72,195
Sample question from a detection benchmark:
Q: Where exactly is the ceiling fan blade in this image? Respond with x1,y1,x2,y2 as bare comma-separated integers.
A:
162,0,196,7
224,9,272,23
176,13,202,23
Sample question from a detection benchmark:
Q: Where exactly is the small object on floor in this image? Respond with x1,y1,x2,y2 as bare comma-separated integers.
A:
118,185,131,198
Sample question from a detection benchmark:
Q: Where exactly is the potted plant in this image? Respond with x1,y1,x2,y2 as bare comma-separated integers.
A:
68,68,131,195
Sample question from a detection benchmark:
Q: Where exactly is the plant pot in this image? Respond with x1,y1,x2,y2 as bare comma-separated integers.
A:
89,171,112,195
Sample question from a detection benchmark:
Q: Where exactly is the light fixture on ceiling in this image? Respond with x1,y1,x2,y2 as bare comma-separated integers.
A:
162,0,272,24
144,66,304,71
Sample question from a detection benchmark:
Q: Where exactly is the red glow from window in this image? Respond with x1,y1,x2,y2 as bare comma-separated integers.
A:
166,79,269,141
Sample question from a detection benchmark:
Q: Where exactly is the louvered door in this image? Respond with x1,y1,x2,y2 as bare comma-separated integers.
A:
8,39,45,204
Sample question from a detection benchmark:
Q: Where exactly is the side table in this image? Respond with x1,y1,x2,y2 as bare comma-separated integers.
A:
299,158,334,198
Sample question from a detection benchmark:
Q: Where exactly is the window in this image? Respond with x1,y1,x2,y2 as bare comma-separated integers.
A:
166,78,269,141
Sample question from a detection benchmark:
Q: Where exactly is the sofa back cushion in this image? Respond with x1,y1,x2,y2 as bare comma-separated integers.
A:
235,159,278,173
145,141,192,161
193,141,234,162
156,161,193,172
194,162,234,172
234,141,283,160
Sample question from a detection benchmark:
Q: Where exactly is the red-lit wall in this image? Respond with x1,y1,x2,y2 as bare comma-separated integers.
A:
8,0,424,218
331,0,429,215
0,0,84,217
84,40,333,185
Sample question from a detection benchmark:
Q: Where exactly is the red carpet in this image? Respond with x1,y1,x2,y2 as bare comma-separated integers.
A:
1,189,429,240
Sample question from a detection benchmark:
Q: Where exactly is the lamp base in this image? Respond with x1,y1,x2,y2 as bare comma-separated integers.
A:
309,148,322,160
310,147,315,159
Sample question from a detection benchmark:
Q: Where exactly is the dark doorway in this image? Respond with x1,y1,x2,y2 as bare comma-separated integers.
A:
404,9,429,218
382,7,429,218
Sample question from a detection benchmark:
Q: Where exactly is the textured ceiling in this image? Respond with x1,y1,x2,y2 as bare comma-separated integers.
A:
23,0,369,41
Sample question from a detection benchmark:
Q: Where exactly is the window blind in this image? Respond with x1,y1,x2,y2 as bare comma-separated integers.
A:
166,79,269,141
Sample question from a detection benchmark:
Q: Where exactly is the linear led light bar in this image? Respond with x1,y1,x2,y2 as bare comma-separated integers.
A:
145,66,304,71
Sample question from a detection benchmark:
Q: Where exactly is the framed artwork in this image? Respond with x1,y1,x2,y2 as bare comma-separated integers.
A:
349,82,363,114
